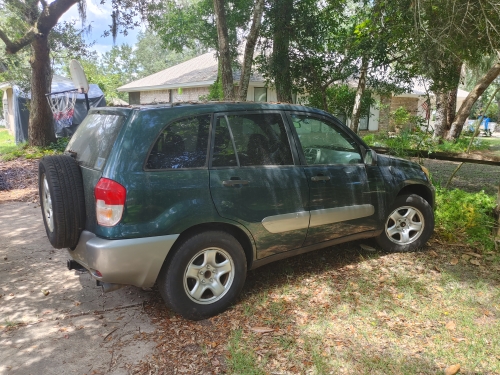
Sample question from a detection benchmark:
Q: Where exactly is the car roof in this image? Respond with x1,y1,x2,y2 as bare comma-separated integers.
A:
99,101,328,115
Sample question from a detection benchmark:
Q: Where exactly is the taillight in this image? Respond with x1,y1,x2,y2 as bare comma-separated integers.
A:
94,178,126,227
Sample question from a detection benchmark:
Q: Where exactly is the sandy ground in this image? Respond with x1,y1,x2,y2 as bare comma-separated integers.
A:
0,201,157,375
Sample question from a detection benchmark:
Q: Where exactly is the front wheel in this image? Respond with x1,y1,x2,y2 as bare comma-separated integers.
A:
376,194,434,253
157,231,247,320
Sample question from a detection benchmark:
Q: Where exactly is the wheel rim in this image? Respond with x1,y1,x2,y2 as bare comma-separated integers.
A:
385,205,424,245
41,174,54,232
183,247,235,305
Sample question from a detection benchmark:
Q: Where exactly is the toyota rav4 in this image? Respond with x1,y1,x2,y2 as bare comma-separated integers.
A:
39,103,434,320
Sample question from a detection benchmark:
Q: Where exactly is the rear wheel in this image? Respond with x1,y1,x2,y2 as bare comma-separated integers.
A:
38,155,86,249
376,194,434,253
158,231,247,320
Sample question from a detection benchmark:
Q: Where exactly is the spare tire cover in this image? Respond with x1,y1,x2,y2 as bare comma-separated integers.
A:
39,155,86,249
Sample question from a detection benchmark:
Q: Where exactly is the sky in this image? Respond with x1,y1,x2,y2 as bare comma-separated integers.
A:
60,0,142,56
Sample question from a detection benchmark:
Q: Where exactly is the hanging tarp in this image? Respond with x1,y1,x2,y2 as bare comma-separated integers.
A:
8,75,106,143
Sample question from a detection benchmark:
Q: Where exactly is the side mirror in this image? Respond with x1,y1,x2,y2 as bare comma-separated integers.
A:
364,149,377,166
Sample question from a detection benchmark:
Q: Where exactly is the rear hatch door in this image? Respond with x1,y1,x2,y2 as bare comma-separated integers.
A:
65,109,130,232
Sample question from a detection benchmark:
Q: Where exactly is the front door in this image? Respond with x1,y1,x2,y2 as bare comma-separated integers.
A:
288,113,378,246
209,111,310,259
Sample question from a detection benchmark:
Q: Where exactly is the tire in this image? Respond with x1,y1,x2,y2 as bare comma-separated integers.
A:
38,155,86,249
158,231,247,320
376,194,434,253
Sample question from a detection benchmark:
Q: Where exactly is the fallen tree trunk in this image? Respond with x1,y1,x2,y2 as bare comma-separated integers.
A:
372,147,500,166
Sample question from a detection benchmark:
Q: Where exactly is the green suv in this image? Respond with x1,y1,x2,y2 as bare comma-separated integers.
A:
38,103,434,320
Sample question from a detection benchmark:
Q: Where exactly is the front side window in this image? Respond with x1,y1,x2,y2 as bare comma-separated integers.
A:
291,114,363,165
212,113,293,167
146,115,210,169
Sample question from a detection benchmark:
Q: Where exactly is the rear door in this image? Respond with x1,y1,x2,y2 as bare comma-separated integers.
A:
209,111,310,259
288,112,378,246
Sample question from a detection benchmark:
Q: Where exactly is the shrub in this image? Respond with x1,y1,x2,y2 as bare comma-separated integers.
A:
435,187,496,251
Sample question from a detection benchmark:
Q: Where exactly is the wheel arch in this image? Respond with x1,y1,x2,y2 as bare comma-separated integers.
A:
161,222,256,273
397,184,434,208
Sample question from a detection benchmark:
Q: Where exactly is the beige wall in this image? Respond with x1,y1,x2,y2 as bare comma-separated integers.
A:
378,95,392,132
138,87,212,104
136,86,278,104
139,90,170,104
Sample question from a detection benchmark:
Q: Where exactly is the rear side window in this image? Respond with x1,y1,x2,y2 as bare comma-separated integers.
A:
212,113,293,167
66,113,126,170
146,115,211,169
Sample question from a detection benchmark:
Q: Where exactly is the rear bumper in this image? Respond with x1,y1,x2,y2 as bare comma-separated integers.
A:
68,230,179,288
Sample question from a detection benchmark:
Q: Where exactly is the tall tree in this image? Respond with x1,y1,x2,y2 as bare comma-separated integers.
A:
149,0,257,100
0,0,150,146
213,0,234,100
409,0,500,140
237,0,264,101
270,0,293,102
0,0,83,146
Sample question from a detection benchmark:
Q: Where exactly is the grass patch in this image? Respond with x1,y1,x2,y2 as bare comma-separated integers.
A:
225,242,500,374
221,186,499,374
226,329,265,375
0,128,69,161
480,137,500,157
0,128,17,155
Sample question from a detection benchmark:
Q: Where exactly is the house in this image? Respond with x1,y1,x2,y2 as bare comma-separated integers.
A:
117,52,470,133
117,52,275,104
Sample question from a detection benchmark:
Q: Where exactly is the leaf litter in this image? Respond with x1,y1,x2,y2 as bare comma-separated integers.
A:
130,239,500,374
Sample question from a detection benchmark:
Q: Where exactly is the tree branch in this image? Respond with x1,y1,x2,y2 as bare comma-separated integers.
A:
37,0,80,34
0,28,36,54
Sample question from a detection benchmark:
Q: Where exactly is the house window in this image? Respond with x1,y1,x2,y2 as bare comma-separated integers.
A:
254,87,267,102
359,114,369,130
129,92,140,105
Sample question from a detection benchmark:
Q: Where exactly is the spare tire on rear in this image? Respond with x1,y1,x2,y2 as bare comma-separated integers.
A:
39,155,86,249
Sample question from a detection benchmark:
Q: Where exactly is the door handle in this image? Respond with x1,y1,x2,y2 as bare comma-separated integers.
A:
223,179,249,187
311,175,330,182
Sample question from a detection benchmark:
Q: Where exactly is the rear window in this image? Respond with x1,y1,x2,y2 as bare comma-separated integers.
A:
66,113,126,170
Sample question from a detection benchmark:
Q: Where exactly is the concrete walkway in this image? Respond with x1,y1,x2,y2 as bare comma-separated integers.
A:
0,202,157,375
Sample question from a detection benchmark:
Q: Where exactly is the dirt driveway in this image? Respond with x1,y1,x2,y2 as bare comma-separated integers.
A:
0,201,157,375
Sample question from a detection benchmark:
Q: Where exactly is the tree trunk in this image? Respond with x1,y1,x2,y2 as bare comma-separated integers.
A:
238,0,264,101
447,60,500,140
445,61,463,130
321,89,328,112
446,88,458,129
213,0,234,100
29,34,55,146
272,0,293,103
433,91,448,139
350,56,368,134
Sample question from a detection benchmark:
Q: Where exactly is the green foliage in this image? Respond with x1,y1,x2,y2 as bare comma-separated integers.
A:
390,107,426,131
307,84,374,119
362,129,487,158
435,188,496,251
133,30,202,79
0,129,68,161
200,77,224,101
148,0,252,57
